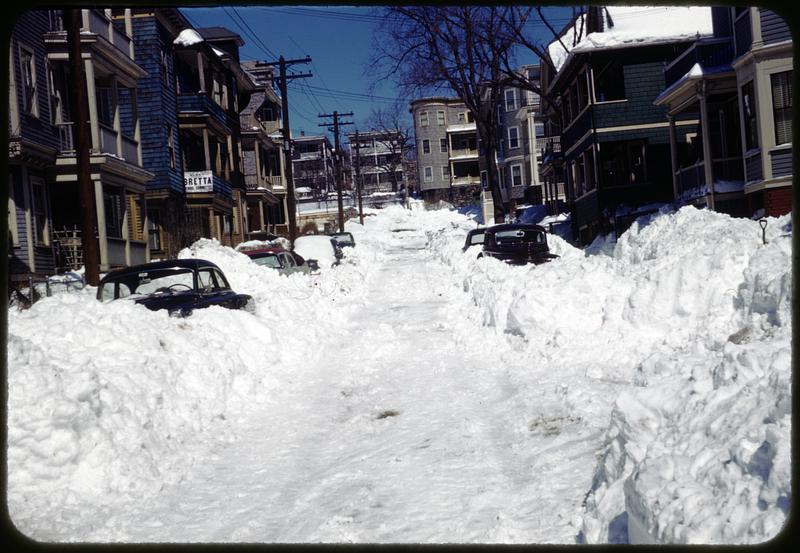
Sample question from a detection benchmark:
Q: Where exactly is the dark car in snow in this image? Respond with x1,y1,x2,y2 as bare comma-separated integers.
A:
97,259,254,317
242,247,315,275
463,227,488,252
478,223,559,265
329,231,356,248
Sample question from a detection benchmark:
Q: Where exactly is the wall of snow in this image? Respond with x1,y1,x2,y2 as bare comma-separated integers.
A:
429,205,791,544
7,238,374,538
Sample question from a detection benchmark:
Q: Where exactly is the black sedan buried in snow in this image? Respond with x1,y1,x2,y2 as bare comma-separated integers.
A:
97,259,254,317
478,223,559,265
463,227,487,252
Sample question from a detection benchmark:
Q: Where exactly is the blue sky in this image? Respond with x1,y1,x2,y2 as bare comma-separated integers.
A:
182,5,574,141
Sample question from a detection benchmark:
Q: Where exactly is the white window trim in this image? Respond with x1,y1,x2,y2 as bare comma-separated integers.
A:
422,139,430,154
511,163,523,186
505,88,517,112
19,43,39,118
441,165,450,179
508,126,520,149
423,166,433,182
30,176,50,246
420,111,429,127
8,173,19,247
440,138,447,153
437,110,445,125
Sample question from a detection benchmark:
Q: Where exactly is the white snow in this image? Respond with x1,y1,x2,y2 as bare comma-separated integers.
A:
173,28,204,47
548,6,713,73
6,205,791,544
292,235,338,268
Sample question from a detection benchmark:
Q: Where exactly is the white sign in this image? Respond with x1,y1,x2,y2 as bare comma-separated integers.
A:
184,171,213,193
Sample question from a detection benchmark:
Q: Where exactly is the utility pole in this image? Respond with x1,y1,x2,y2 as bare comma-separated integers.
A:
65,9,100,285
354,130,364,224
256,56,311,243
318,111,353,232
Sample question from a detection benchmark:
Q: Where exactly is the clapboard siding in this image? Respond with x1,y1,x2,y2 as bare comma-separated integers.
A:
133,16,184,194
11,10,60,151
770,147,792,177
745,152,763,182
594,62,670,129
760,10,791,44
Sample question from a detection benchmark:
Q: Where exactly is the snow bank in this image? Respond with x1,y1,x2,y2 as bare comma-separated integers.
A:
426,205,791,544
7,237,374,538
173,28,203,47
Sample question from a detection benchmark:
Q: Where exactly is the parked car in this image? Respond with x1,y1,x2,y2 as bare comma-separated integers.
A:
329,231,356,248
97,259,254,317
478,224,559,265
293,235,343,268
463,227,488,252
242,247,313,276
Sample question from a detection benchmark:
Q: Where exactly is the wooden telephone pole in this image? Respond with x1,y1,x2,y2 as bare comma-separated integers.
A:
256,56,311,243
318,111,353,232
65,9,100,285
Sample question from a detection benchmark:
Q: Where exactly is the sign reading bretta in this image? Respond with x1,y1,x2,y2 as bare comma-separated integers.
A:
184,170,213,193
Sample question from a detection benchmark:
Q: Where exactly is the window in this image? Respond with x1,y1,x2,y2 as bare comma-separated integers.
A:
569,81,579,117
47,61,61,125
594,60,625,102
511,164,523,186
480,170,488,189
574,156,585,196
771,71,792,145
160,50,171,88
20,47,37,117
104,188,123,239
457,112,465,123
440,138,448,152
424,166,433,182
420,111,429,127
599,140,646,188
422,139,430,154
8,173,19,247
741,80,758,151
31,178,49,246
437,110,445,125
508,127,520,149
166,125,176,169
577,72,589,109
535,122,545,138
96,86,114,126
505,89,517,111
127,193,144,241
442,165,450,179
148,210,162,251
466,111,474,123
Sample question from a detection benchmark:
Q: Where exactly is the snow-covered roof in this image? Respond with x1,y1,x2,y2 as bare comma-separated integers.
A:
446,123,476,133
211,46,226,59
174,28,204,47
548,6,714,74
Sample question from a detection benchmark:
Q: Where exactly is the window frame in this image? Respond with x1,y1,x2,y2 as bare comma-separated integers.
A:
741,80,759,151
419,111,429,127
422,139,430,154
510,164,523,187
770,70,792,146
505,88,517,112
593,60,626,103
30,177,50,246
19,44,38,118
440,138,447,153
442,165,450,179
437,110,445,125
423,166,433,182
508,126,520,149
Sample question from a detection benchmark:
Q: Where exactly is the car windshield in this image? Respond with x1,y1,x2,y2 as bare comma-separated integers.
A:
252,255,282,269
494,229,544,243
470,232,485,245
99,268,195,302
330,233,354,245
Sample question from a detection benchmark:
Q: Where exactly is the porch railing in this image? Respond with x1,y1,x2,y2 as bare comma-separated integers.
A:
57,122,75,153
99,123,118,156
121,134,139,164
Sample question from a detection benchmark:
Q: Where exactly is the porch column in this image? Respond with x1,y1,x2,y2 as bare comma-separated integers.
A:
84,59,100,153
202,128,212,171
698,83,716,210
197,51,206,93
208,208,216,240
142,194,150,263
124,9,134,59
112,76,122,157
259,200,266,231
121,190,130,266
94,180,108,270
254,143,262,187
668,115,680,201
133,88,142,165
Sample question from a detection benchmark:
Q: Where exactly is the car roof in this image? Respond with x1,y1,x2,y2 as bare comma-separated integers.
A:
485,223,547,233
242,247,287,256
329,232,353,237
99,259,221,283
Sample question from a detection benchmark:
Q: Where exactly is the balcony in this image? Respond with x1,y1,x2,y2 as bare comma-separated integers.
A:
451,176,480,187
85,9,133,59
449,148,479,161
540,136,562,162
675,157,744,199
664,38,734,88
245,174,283,190
177,93,231,133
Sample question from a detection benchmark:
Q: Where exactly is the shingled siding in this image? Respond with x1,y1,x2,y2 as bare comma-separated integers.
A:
770,147,792,177
594,62,670,129
11,11,60,151
760,10,791,44
133,16,184,194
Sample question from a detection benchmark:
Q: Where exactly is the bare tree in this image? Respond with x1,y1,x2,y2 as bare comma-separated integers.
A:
370,6,521,222
364,103,415,194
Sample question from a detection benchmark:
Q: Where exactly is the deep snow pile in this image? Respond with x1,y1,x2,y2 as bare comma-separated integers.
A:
430,205,792,544
6,204,791,544
6,239,374,537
